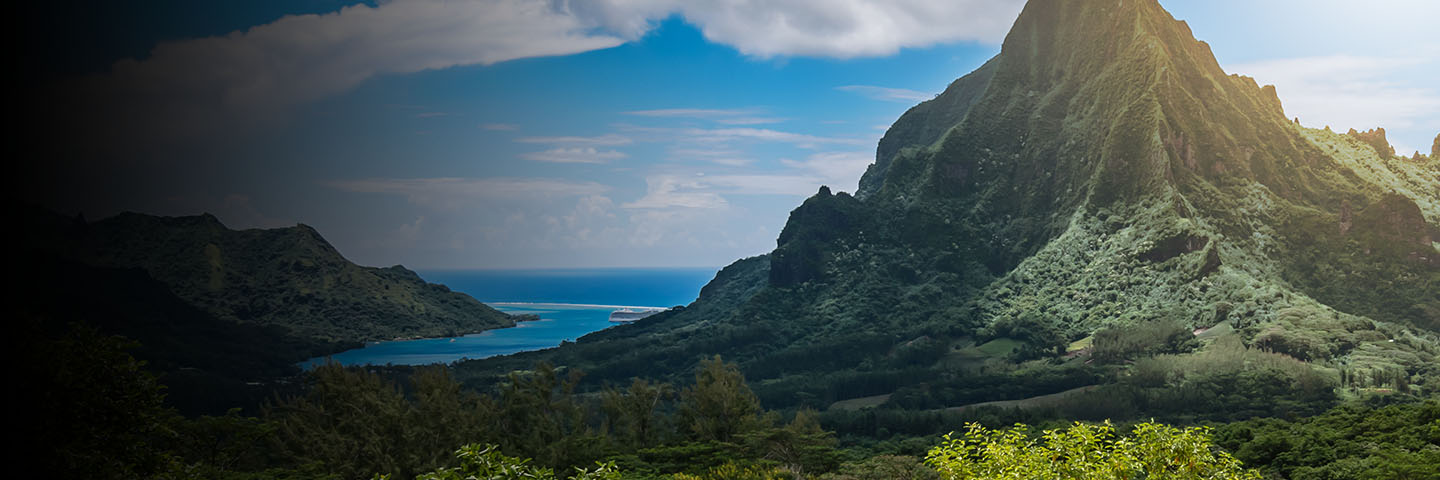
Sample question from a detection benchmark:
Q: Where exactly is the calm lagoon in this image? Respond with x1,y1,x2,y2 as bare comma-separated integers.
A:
302,268,717,367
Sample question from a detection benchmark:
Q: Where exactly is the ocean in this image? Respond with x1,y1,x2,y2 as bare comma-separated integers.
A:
302,267,718,367
420,268,717,307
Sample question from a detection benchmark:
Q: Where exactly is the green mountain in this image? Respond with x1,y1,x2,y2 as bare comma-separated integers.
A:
23,207,521,344
16,253,344,414
458,0,1440,421
19,205,526,413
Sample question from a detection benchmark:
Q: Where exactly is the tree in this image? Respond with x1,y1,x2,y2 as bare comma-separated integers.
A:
412,444,620,480
679,356,765,442
494,362,603,470
264,363,501,478
265,363,414,479
1091,319,1195,364
26,324,183,480
925,421,1261,479
670,461,794,480
741,410,840,478
820,455,939,480
408,366,494,472
601,378,674,448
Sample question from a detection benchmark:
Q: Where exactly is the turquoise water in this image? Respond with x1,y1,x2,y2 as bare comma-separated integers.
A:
419,268,719,307
302,268,717,367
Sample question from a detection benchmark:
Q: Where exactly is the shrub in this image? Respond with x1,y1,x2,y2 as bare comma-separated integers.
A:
1091,319,1195,364
925,421,1260,479
412,444,621,480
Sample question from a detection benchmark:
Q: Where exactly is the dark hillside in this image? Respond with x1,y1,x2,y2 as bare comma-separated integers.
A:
24,207,518,343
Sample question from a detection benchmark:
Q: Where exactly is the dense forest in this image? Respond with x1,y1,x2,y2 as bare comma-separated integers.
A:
24,324,1438,479
22,0,1440,478
18,203,534,415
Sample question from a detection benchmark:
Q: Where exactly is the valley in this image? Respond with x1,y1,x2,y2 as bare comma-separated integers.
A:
18,0,1440,478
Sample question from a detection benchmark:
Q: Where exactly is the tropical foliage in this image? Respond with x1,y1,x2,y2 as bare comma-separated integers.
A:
925,422,1259,479
409,445,621,480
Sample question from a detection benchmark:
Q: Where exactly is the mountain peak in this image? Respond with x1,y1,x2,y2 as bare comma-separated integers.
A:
461,0,1440,422
866,0,1309,213
807,0,1435,326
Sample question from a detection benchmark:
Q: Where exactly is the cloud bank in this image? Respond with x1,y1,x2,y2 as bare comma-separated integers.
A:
1229,53,1440,153
836,85,935,102
74,0,1024,141
574,0,1024,58
80,0,628,139
326,177,610,209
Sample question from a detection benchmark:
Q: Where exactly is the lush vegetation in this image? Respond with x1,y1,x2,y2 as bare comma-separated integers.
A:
19,203,534,415
21,205,521,345
23,325,182,479
449,0,1440,433
31,326,1439,479
22,0,1440,478
30,329,844,479
926,422,1259,479
1213,400,1440,480
402,445,621,480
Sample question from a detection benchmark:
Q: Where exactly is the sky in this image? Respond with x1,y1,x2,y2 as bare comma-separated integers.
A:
18,0,1440,270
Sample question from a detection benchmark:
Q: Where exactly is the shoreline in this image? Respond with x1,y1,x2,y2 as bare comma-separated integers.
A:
489,301,671,311
303,302,642,368
366,303,659,345
367,307,541,344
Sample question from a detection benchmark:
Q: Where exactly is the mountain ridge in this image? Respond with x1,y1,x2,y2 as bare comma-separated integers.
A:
457,0,1438,417
22,205,521,344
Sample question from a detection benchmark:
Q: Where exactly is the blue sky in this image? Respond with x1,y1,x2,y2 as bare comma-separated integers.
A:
30,0,1440,269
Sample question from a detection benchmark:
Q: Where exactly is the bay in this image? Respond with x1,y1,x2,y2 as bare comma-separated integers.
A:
420,267,720,307
302,267,717,367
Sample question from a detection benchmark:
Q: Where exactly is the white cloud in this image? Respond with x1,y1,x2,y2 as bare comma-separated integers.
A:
622,172,830,209
385,216,427,248
625,108,785,125
620,125,867,148
703,174,833,195
564,195,618,226
514,134,633,163
1228,54,1440,150
623,175,731,209
326,177,610,209
576,0,1024,58
515,134,633,146
522,147,629,164
707,158,756,166
480,123,521,131
717,117,786,125
79,0,1023,143
707,127,859,146
668,148,754,166
782,151,873,191
82,0,625,138
837,85,934,102
625,150,872,209
625,209,716,248
624,108,759,118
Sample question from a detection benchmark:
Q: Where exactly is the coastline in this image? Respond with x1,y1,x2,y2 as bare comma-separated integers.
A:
305,303,647,367
378,309,539,343
488,301,671,311
377,303,669,343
